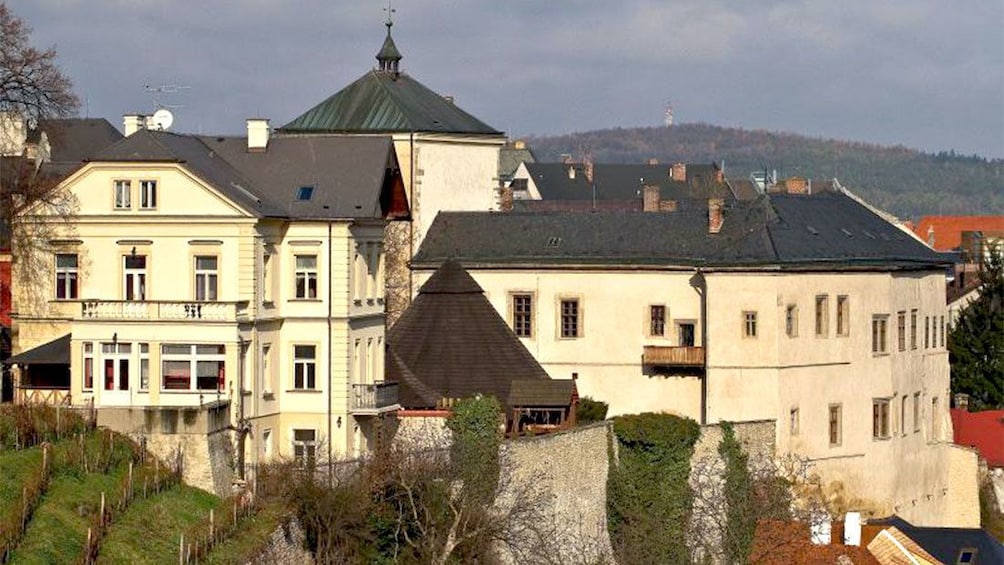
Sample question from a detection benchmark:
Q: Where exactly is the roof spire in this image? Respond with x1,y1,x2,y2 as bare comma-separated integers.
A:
377,3,402,73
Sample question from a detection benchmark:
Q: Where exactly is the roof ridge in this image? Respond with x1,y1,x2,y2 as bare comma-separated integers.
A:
369,70,417,130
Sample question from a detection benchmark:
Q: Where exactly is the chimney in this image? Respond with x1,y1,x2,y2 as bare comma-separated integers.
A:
513,140,526,150
646,157,659,165
567,165,576,179
708,198,724,234
246,118,270,152
643,185,661,212
584,159,594,183
785,177,809,194
843,512,862,546
927,226,936,247
499,186,514,212
123,114,148,137
659,200,678,212
443,95,455,104
671,163,686,182
954,393,969,410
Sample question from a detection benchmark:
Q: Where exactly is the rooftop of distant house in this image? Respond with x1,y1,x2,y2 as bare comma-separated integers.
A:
950,407,1004,467
913,215,1004,251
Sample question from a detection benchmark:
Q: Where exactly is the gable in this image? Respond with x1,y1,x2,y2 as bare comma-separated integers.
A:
58,163,255,218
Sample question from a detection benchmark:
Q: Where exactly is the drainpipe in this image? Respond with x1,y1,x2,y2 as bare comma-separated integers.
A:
696,267,708,425
237,335,247,479
327,221,333,486
408,132,415,298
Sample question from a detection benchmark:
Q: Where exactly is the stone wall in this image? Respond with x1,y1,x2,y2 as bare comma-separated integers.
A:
496,422,614,565
247,516,314,565
945,444,980,527
134,428,235,497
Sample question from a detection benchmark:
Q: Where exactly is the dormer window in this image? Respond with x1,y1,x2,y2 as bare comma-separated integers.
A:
297,186,314,201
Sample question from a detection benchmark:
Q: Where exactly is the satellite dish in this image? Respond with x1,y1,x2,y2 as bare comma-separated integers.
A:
151,108,174,131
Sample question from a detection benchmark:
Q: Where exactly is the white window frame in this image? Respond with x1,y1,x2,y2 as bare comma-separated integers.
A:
294,254,318,299
873,398,890,439
559,298,581,339
123,255,147,301
160,344,226,392
194,255,218,301
897,311,907,352
649,304,667,337
293,345,316,390
511,293,533,338
55,253,78,299
114,180,131,210
139,180,157,209
743,310,758,338
139,343,150,391
101,342,132,392
292,428,317,468
261,344,273,396
82,342,94,391
872,315,888,354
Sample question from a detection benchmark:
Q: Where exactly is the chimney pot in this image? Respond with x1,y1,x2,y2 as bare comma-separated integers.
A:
708,198,725,233
584,159,594,183
954,393,969,410
123,114,148,137
671,163,687,182
843,512,862,546
246,118,270,152
647,157,659,165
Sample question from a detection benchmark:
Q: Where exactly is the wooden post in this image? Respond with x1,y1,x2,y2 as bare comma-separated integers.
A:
56,405,61,438
42,444,48,474
209,508,214,541
179,534,184,565
86,528,92,557
128,461,134,499
100,492,105,527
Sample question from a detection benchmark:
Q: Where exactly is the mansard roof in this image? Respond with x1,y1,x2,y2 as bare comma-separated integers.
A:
414,190,951,271
88,129,401,220
523,162,734,202
387,260,559,409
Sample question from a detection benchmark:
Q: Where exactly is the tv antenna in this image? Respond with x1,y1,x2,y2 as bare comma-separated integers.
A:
143,83,189,131
664,102,674,127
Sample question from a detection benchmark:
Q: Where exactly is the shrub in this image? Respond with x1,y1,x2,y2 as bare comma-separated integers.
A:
577,397,609,425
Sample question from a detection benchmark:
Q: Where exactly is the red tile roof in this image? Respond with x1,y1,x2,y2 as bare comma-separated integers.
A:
950,408,1004,467
750,520,880,564
913,216,1004,251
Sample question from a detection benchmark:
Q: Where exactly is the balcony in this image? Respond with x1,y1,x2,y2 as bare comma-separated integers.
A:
350,382,400,415
642,346,706,369
15,386,71,406
78,300,249,323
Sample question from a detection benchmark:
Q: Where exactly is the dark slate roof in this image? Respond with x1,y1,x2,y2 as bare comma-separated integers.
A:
281,70,502,135
38,119,122,165
5,334,70,365
387,260,559,408
523,162,735,202
199,135,395,219
414,191,951,271
499,145,535,182
89,130,396,220
870,516,1004,564
508,379,577,407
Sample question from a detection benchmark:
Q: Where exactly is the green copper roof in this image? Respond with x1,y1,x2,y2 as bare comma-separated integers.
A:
281,70,502,135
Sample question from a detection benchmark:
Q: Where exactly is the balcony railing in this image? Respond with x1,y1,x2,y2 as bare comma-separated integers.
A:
642,346,706,368
15,386,71,406
78,300,248,322
351,382,400,415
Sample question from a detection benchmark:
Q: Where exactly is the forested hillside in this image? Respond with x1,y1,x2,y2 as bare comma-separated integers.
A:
527,124,1004,219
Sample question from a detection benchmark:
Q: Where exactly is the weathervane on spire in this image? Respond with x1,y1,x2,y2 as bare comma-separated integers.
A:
383,0,395,27
377,1,403,73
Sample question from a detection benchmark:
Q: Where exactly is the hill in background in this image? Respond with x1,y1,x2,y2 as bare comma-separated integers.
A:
527,123,1004,220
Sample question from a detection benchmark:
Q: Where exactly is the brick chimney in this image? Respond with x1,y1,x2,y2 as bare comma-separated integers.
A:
123,114,148,137
499,186,514,212
246,118,270,152
784,177,808,194
954,393,969,410
646,157,659,165
643,185,661,212
671,163,686,182
708,198,724,234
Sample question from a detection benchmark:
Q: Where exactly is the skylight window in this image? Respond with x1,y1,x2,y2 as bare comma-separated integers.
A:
297,186,314,201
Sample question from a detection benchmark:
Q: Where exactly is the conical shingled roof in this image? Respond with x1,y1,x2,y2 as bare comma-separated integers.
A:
376,22,402,68
387,260,554,408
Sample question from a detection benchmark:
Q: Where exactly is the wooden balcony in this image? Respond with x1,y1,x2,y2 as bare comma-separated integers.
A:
15,386,71,406
350,382,400,415
77,300,249,323
642,346,705,368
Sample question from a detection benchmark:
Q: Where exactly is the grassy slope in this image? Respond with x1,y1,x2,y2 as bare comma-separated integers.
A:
97,484,221,564
9,471,122,564
202,502,291,565
0,448,43,511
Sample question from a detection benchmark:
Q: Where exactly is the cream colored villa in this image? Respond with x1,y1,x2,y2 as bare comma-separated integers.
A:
413,186,978,528
10,123,410,478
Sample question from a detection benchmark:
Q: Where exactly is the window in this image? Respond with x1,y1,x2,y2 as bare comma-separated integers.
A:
292,429,317,468
194,256,218,301
897,311,907,352
123,255,146,301
678,322,696,347
650,305,666,336
55,253,78,299
785,304,798,337
560,299,580,338
790,407,799,436
262,247,275,303
139,343,149,390
294,255,317,299
139,180,157,209
161,344,225,391
940,316,945,348
836,295,850,336
913,392,921,433
101,343,131,391
957,548,977,564
262,344,272,395
910,309,918,350
901,395,908,436
815,295,829,336
262,428,272,459
925,316,930,348
296,186,314,201
294,345,316,389
114,180,131,209
512,294,532,337
871,315,888,354
873,399,890,439
743,311,758,338
829,404,842,446
82,342,94,390
932,397,941,440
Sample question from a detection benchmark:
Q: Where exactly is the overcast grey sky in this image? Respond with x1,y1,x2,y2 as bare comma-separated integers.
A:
9,0,1004,158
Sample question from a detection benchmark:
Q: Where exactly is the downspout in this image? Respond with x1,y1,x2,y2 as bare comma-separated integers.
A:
237,335,247,479
408,132,415,297
327,221,333,486
697,267,708,425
